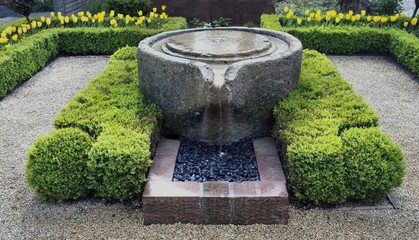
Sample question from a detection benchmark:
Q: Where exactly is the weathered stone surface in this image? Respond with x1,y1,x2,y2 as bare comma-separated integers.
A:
138,27,302,142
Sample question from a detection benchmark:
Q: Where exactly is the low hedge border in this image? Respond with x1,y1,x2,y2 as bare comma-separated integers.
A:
274,50,406,204
26,46,161,202
261,14,419,76
0,17,186,99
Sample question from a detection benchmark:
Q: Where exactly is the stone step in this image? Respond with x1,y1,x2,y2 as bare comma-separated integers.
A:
143,137,289,225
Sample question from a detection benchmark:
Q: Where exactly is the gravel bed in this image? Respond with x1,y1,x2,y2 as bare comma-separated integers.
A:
173,137,259,182
0,54,418,239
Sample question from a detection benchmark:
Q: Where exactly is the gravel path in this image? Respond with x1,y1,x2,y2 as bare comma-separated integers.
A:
0,54,418,239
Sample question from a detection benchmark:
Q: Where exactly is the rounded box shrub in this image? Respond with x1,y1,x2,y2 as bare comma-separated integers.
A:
25,128,93,202
342,127,406,203
87,125,151,202
105,0,150,17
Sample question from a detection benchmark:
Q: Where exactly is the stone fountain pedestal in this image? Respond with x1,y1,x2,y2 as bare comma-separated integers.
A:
138,27,302,143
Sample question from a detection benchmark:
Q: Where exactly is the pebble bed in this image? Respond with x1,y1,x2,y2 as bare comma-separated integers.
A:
173,137,260,182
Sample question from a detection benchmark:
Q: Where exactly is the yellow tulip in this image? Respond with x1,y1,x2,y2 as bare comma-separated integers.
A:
361,10,366,16
57,12,62,18
307,17,312,22
346,14,351,20
78,12,84,17
94,14,98,20
381,18,388,23
46,18,51,25
113,23,117,28
32,21,37,29
92,18,95,23
153,7,157,12
0,38,8,44
60,20,64,25
395,14,399,19
412,18,417,26
404,21,408,27
155,14,159,18
339,13,343,19
118,14,123,19
138,10,143,16
326,15,331,21
390,16,397,22
348,10,353,16
284,7,288,13
160,14,163,19
351,16,356,22
147,18,151,23
110,19,116,25
23,27,27,33
297,18,302,25
289,10,293,17
86,12,92,18
373,16,380,23
150,12,154,18
401,13,405,18
316,15,322,22
367,16,371,22
316,10,321,15
110,10,115,18
50,12,55,18
310,13,315,18
330,10,337,18
98,16,103,23
162,5,167,11
356,14,361,20
11,26,16,32
335,17,341,24
125,18,130,24
65,16,69,23
72,17,77,23
40,16,45,22
12,34,18,42
305,10,309,16
286,13,291,19
18,28,22,35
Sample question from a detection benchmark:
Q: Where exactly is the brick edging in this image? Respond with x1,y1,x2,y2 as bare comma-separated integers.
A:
143,137,289,224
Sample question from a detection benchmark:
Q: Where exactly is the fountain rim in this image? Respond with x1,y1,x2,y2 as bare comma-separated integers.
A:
138,27,303,67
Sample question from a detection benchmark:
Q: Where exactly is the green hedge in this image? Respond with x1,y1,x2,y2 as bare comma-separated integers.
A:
26,128,93,202
25,46,162,202
261,14,419,76
274,50,406,204
0,17,186,99
87,125,151,201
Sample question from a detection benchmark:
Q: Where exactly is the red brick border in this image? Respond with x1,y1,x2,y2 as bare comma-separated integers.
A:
143,137,289,225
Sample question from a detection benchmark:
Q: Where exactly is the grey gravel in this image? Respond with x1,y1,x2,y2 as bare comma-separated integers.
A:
0,54,418,239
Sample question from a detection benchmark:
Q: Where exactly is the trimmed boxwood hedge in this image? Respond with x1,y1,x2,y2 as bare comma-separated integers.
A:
25,46,162,202
261,14,419,76
0,17,186,99
26,128,94,202
274,50,406,204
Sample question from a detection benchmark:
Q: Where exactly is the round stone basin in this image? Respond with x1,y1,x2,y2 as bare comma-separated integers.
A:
138,27,302,143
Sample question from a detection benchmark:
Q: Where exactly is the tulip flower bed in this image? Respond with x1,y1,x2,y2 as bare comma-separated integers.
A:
273,50,406,204
261,14,419,76
0,16,186,99
26,47,162,202
0,6,169,50
276,7,417,34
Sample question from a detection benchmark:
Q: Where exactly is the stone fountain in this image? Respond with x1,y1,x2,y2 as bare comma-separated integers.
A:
139,27,302,225
138,27,302,143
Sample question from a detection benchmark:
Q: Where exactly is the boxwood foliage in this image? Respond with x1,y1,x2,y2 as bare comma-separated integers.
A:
0,17,186,99
25,128,93,202
274,50,406,204
87,125,152,202
25,47,162,202
261,14,419,76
